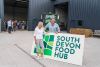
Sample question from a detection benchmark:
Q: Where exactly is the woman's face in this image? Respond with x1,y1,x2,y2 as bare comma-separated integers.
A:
38,25,42,29
38,22,43,29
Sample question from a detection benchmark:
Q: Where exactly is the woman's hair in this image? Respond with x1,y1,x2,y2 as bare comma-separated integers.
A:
37,21,44,28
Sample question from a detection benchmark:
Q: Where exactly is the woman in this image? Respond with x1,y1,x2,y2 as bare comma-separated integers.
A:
34,21,44,57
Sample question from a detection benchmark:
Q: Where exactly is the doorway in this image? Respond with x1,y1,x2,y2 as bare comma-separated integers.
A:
4,0,29,30
54,2,69,31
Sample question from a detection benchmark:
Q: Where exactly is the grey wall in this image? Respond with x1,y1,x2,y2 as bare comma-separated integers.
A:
69,0,100,30
28,0,54,30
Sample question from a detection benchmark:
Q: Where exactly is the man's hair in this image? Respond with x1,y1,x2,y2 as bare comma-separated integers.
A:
50,18,55,20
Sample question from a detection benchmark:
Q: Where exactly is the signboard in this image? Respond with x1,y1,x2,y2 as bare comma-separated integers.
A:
31,33,85,66
45,14,56,24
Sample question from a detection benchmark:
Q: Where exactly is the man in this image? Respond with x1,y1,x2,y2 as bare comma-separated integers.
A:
12,19,17,31
7,19,13,33
45,18,60,33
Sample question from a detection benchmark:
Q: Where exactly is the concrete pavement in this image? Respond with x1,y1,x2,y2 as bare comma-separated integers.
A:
0,31,100,67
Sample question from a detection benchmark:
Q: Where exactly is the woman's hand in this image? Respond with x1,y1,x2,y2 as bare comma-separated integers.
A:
45,32,49,34
35,41,37,44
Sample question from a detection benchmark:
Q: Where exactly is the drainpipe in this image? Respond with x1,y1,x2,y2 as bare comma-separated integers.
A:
0,0,4,32
0,19,1,32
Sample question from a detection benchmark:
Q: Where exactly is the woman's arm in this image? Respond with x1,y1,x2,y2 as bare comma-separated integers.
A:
34,36,37,44
34,28,37,44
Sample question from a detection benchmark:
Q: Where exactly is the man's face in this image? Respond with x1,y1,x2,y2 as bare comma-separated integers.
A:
50,19,55,24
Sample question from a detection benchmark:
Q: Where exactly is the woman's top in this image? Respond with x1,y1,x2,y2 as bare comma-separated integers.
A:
34,27,44,39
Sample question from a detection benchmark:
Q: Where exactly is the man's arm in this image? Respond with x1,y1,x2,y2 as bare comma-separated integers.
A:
45,23,49,29
57,24,60,33
45,23,49,32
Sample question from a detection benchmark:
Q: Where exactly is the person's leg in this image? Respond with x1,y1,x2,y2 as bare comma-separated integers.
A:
11,27,13,32
13,26,16,31
8,27,10,33
40,40,44,50
35,40,40,55
10,27,12,33
8,27,11,33
6,24,7,31
39,39,44,56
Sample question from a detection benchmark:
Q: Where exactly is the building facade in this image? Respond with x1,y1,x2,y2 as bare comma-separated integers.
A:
0,0,100,31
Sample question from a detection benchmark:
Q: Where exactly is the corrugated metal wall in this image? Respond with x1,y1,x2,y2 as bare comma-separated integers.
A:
69,0,100,30
55,0,69,4
28,0,54,20
1,0,100,31
28,0,54,30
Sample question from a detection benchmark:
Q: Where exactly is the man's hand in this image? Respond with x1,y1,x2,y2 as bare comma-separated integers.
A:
55,31,61,34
